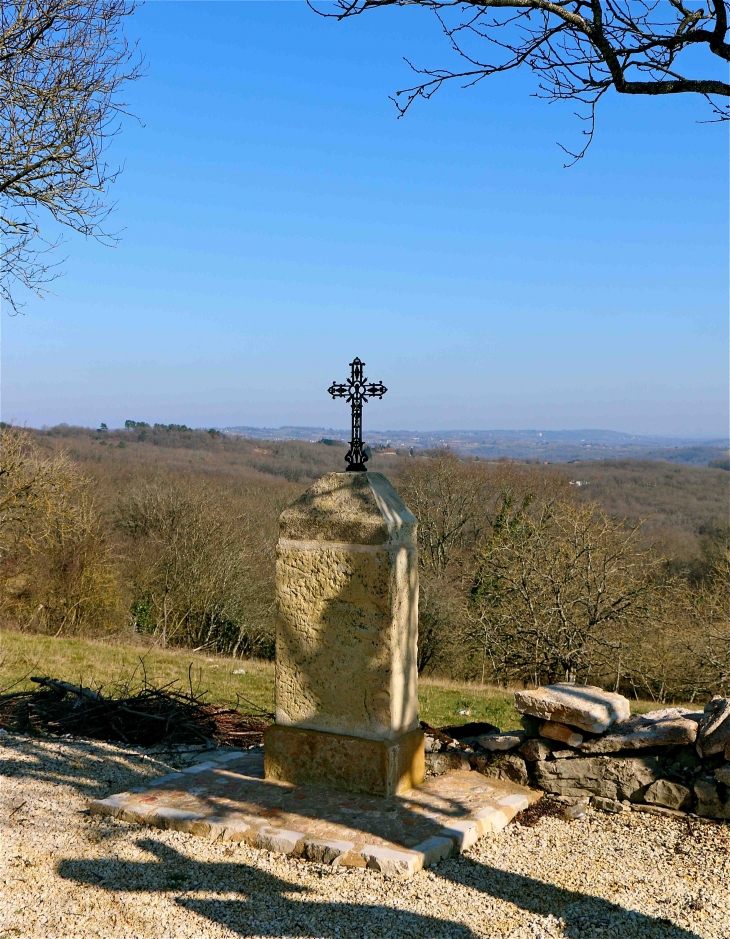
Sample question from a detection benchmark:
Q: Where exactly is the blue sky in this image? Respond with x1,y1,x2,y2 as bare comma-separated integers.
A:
2,2,727,436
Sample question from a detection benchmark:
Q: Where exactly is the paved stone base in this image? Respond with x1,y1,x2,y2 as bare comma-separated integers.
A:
90,748,541,877
264,724,425,797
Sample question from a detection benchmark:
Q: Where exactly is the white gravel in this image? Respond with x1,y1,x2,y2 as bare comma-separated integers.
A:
1,731,728,939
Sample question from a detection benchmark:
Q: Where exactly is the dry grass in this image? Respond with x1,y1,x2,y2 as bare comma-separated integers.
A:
1,631,673,735
0,630,275,713
419,677,522,729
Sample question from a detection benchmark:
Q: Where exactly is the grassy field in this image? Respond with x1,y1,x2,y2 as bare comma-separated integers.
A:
0,631,277,714
0,631,663,733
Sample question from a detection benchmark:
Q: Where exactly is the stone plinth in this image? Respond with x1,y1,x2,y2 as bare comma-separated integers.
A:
264,725,425,797
266,471,423,796
90,747,540,877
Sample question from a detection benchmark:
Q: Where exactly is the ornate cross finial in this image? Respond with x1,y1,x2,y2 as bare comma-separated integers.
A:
328,358,387,472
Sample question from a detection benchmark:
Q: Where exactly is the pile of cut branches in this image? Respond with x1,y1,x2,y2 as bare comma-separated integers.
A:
0,675,271,748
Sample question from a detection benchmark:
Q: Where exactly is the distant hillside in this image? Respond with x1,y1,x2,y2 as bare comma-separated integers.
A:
567,458,728,527
225,426,729,466
32,423,348,484
23,424,730,570
568,459,729,569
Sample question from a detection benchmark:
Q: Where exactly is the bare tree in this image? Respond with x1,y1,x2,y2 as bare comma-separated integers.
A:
0,426,119,634
116,481,275,657
395,451,570,673
0,425,81,556
318,0,730,161
1,0,141,310
397,450,488,575
470,496,658,685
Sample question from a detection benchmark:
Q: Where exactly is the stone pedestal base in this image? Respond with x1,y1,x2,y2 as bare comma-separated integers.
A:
264,725,425,797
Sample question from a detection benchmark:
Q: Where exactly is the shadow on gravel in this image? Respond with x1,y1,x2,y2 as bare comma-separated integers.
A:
0,733,176,800
59,839,473,938
58,838,705,939
442,853,702,939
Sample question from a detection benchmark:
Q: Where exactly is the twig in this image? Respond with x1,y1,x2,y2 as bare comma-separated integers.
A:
30,677,101,700
0,662,40,695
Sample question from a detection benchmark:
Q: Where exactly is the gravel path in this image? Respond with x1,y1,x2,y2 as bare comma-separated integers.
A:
1,731,728,939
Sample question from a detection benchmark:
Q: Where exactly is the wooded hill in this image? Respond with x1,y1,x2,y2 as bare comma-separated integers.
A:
2,424,727,703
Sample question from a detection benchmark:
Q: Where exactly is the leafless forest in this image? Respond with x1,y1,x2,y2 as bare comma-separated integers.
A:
2,423,727,703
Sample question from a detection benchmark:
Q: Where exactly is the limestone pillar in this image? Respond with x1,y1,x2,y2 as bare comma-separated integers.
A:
264,471,424,797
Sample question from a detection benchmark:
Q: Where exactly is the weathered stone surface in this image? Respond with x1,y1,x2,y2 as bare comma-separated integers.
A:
439,819,480,851
714,764,730,785
580,709,699,754
519,738,552,762
632,804,687,818
264,724,425,797
534,755,660,801
472,806,509,834
643,779,692,811
303,839,355,864
256,827,304,855
89,793,131,818
182,761,218,774
471,753,529,787
411,836,453,866
361,845,423,876
274,472,419,742
551,749,578,760
425,750,471,775
539,721,583,748
477,732,525,752
151,807,207,832
472,794,529,834
696,697,730,758
590,796,627,814
278,470,418,545
694,778,730,819
497,793,531,814
514,683,630,734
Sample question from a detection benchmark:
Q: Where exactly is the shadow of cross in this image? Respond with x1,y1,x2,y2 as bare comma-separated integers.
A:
56,838,706,939
95,744,509,857
57,839,475,938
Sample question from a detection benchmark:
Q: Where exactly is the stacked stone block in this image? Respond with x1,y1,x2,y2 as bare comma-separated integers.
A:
424,683,730,820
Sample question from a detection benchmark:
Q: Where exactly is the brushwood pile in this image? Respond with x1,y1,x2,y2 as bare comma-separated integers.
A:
423,683,730,820
0,677,270,748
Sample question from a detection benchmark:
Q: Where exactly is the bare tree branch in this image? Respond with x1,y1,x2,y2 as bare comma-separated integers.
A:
313,0,730,161
0,0,142,311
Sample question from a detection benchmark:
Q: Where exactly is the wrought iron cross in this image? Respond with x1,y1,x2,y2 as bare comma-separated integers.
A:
328,358,387,472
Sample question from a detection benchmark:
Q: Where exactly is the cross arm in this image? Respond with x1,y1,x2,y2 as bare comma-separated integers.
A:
366,381,387,399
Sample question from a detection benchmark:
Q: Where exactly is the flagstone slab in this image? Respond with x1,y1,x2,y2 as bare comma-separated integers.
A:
89,748,540,877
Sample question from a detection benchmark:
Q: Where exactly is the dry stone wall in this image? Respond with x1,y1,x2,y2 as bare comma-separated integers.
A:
424,684,730,821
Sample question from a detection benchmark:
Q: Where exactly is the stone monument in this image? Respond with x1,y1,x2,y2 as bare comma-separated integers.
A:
264,359,425,797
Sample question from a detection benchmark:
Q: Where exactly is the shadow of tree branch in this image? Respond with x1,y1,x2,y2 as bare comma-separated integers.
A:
57,836,704,939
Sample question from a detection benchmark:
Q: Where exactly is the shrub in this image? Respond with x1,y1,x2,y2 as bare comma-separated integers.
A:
0,427,120,635
470,496,659,687
116,480,274,657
